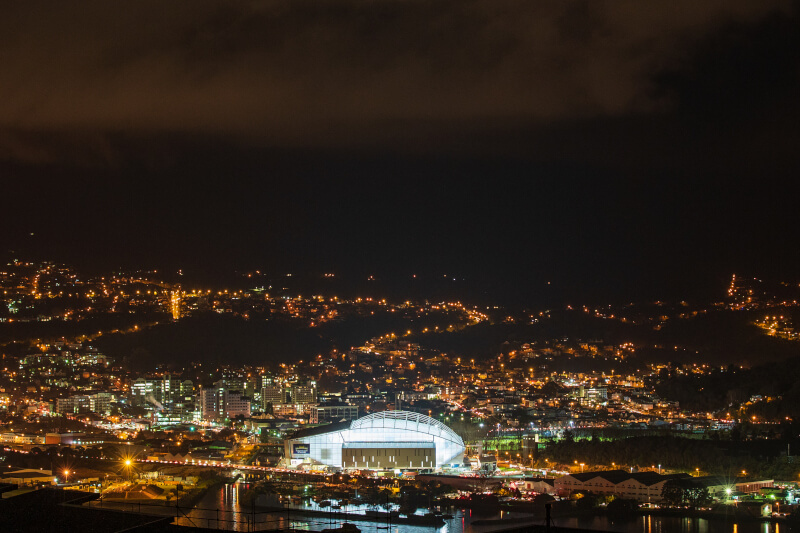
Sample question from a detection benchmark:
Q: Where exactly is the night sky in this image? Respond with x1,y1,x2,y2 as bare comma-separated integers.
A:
2,1,800,303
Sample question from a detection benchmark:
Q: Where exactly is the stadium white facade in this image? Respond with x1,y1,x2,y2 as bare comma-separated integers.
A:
284,410,465,471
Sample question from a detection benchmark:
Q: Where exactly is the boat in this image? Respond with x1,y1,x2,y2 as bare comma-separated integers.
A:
321,523,360,533
397,514,446,526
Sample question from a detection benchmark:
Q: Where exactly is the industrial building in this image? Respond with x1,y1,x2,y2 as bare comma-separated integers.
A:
284,410,465,471
550,470,776,503
555,470,691,501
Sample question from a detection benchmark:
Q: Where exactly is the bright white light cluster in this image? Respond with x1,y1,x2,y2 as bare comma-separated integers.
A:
287,410,465,469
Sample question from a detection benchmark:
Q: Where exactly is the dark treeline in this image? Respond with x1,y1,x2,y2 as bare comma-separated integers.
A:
94,310,464,371
542,434,800,480
0,311,168,346
412,308,800,367
656,353,800,415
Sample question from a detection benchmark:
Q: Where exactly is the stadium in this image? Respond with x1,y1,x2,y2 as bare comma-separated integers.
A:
284,410,465,472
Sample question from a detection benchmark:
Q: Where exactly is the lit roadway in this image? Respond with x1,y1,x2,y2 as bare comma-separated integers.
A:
139,458,327,478
2,445,319,478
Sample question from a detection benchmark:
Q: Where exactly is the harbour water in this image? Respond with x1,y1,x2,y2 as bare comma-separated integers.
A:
173,483,800,533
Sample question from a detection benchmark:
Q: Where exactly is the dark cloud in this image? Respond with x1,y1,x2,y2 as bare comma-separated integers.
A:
1,1,799,303
0,0,793,162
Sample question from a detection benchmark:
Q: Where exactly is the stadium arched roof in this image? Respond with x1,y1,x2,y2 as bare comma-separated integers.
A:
350,410,464,446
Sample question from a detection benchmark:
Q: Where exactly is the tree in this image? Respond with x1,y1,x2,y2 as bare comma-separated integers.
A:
363,487,384,510
531,493,555,510
661,479,711,509
378,489,394,511
399,486,426,515
495,487,512,497
573,491,598,511
661,480,685,506
541,381,562,397
217,428,236,441
685,485,711,509
607,497,638,517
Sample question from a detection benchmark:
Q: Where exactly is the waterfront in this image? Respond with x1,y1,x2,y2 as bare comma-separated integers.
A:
166,483,800,533
551,515,796,533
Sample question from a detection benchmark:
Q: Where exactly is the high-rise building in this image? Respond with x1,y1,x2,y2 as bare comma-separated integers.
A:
197,387,219,420
197,383,251,420
290,381,317,404
221,372,246,393
130,378,161,407
223,390,251,419
162,374,181,404
261,385,286,409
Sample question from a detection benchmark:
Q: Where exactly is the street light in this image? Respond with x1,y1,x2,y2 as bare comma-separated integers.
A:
123,458,133,481
63,470,70,483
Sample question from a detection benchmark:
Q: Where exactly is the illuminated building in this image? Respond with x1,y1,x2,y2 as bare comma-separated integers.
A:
197,384,251,420
284,410,465,471
288,381,317,404
130,378,160,407
170,290,182,319
310,404,359,424
261,385,286,409
56,392,114,415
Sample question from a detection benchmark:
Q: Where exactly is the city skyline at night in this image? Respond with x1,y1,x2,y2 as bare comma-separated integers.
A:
1,2,800,532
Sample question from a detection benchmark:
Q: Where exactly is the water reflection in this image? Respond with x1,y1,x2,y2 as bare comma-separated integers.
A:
179,484,798,533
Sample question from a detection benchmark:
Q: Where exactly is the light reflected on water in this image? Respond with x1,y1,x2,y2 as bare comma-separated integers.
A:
179,484,799,533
